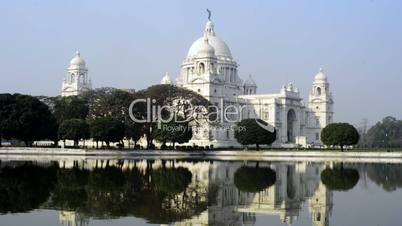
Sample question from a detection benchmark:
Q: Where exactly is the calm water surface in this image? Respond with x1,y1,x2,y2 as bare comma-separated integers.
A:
0,159,402,226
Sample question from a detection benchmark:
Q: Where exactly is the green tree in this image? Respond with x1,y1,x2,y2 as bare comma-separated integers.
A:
153,115,193,149
2,94,58,146
0,94,17,146
53,96,89,124
84,88,135,120
172,123,192,147
234,118,276,150
321,123,359,151
321,167,359,191
138,84,211,149
58,119,90,147
84,88,145,148
89,117,125,148
367,116,402,148
234,165,276,193
125,122,143,148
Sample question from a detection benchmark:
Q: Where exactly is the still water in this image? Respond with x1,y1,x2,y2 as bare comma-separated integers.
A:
0,159,402,226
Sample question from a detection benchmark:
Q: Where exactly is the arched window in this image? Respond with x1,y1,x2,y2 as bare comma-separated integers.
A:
316,87,322,96
316,212,321,221
199,63,205,74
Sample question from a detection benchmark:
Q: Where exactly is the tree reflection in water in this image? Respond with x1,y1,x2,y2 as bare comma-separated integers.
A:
234,165,276,193
0,160,212,224
321,165,360,191
366,163,402,192
0,163,57,213
1,160,402,226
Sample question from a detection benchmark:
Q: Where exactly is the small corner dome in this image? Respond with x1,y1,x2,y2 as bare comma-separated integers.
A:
315,68,327,81
244,75,257,86
161,72,172,84
70,51,86,67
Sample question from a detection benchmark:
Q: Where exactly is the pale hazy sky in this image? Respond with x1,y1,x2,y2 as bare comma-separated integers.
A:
1,0,401,126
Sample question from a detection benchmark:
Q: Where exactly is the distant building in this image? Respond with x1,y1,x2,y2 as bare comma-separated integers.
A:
61,51,92,97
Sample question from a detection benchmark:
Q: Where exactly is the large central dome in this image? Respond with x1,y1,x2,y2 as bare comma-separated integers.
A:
187,19,233,59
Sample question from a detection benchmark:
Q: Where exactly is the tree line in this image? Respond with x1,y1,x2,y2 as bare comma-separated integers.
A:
329,116,402,149
319,117,402,150
0,84,280,150
365,116,402,148
3,84,395,150
0,85,210,149
0,161,210,224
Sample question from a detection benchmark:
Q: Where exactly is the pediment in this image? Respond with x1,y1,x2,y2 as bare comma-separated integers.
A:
190,77,208,83
63,87,74,92
311,98,323,103
212,78,223,84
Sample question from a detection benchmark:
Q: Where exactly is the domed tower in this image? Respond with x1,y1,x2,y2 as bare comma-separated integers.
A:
161,72,172,84
307,68,334,144
176,9,243,102
243,75,257,95
309,182,333,226
174,10,245,147
62,51,92,97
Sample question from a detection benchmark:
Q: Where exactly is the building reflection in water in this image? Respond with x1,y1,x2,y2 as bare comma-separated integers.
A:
59,211,89,226
0,159,341,226
174,161,332,226
49,160,332,226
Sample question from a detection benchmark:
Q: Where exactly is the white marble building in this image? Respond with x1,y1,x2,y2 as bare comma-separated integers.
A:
165,13,334,148
59,13,334,148
61,51,92,97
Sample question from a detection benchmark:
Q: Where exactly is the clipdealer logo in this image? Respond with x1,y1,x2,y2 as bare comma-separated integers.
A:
128,98,275,132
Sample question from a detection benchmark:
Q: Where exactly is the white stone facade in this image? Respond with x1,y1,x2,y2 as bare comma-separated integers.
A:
172,15,334,148
61,51,92,97
59,14,334,148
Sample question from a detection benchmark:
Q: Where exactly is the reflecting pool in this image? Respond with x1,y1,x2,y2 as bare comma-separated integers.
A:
1,159,402,226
